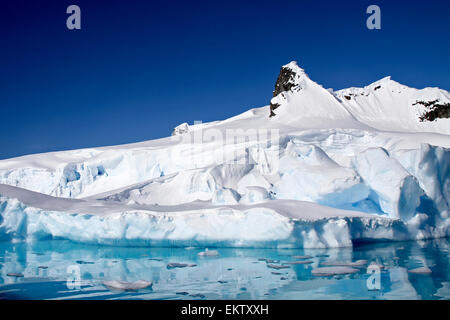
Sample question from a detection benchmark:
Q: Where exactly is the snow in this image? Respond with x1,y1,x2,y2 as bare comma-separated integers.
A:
0,61,449,248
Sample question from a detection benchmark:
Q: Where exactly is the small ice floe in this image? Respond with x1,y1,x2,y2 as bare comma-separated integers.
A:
321,260,368,268
103,280,153,291
76,260,94,265
197,248,219,257
368,263,385,270
148,258,163,262
408,266,432,274
267,264,290,270
283,260,314,265
7,273,24,277
167,262,196,269
292,255,313,259
312,267,359,276
184,247,196,250
258,258,279,263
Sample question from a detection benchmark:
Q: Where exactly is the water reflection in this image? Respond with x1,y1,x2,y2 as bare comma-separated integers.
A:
0,239,448,300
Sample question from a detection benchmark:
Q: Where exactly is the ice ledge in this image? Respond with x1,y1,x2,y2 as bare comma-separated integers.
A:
0,188,447,248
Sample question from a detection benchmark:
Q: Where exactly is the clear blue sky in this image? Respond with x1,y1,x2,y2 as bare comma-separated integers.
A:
0,0,449,159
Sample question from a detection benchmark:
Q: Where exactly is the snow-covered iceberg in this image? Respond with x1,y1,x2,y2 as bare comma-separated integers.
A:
0,61,448,248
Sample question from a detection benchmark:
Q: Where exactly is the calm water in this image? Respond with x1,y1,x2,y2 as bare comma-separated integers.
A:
0,239,448,300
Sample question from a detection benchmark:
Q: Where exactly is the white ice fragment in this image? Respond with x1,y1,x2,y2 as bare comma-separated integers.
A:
311,267,359,276
198,248,219,257
321,260,368,267
103,280,153,291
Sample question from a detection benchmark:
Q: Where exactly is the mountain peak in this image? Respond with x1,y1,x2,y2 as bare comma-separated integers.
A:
269,61,311,117
281,61,306,74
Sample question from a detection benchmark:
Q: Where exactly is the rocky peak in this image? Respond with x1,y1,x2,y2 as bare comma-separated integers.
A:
269,61,308,117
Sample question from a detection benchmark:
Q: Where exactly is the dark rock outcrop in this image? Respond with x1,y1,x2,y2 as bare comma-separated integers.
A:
413,100,450,122
269,65,299,117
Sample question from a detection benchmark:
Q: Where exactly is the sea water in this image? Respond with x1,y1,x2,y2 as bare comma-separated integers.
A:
0,239,448,300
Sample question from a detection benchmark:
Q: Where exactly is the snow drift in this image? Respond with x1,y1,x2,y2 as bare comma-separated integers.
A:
0,61,448,248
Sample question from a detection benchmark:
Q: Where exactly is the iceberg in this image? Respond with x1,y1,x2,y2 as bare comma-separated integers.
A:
0,61,448,248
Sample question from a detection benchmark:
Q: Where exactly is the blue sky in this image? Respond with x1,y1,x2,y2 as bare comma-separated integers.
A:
0,0,449,159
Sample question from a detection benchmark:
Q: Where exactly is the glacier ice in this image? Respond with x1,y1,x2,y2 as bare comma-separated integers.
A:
0,61,449,248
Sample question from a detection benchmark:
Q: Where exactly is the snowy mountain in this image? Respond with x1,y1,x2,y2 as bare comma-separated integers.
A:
0,61,449,248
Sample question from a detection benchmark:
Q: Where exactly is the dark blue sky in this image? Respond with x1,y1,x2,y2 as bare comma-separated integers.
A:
1,0,449,159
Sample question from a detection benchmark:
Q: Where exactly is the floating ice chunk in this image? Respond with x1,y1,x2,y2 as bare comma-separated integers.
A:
283,260,313,265
311,267,359,276
198,248,219,256
7,273,24,277
76,260,94,265
103,280,153,291
267,264,290,270
408,266,432,274
321,260,368,267
292,255,313,259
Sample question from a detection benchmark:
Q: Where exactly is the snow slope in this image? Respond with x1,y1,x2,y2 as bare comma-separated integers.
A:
0,61,448,248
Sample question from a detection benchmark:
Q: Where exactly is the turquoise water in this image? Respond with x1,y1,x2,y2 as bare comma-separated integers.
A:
0,239,448,300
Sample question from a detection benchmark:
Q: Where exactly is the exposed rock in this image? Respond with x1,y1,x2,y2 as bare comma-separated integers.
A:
413,100,450,122
269,62,302,117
